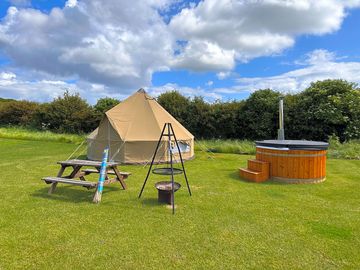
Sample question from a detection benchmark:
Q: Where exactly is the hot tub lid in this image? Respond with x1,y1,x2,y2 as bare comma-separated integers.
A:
256,140,329,150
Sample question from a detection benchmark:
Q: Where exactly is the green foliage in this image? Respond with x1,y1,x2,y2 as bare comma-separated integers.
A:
157,91,190,124
158,80,360,141
240,89,281,140
0,138,359,269
0,97,15,102
93,97,119,121
0,100,39,126
2,79,360,140
33,90,97,133
158,92,244,139
212,101,244,139
327,135,360,159
187,96,216,138
288,80,360,141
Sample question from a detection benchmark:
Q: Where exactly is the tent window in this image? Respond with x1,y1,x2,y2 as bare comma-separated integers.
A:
171,141,191,153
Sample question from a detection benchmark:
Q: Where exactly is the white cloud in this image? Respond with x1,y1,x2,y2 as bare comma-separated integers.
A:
0,70,126,104
170,0,358,71
295,49,336,65
216,71,231,80
1,1,360,102
171,40,235,71
0,72,16,80
343,0,360,8
147,83,222,101
65,0,78,8
0,0,174,94
206,80,213,86
229,49,360,93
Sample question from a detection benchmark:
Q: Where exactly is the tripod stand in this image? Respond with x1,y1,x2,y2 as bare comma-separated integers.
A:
138,123,192,214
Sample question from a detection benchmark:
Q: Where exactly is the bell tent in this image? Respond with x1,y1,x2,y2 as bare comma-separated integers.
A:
87,89,194,164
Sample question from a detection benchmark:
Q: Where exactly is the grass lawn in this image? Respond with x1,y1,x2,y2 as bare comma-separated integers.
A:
0,138,359,269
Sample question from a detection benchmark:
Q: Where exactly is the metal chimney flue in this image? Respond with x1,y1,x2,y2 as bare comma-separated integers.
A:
277,97,285,140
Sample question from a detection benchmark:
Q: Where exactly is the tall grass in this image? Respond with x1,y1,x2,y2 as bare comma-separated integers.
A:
0,126,85,144
195,139,256,155
327,136,360,159
196,137,360,160
1,126,359,159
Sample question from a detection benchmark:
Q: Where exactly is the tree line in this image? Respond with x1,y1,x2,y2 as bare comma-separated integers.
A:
1,79,359,142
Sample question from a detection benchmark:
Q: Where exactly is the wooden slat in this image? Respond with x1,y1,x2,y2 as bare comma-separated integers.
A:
42,177,97,187
57,159,119,167
82,168,131,176
254,147,327,182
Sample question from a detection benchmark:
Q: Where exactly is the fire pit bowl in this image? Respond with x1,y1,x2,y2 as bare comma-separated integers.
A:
155,181,181,204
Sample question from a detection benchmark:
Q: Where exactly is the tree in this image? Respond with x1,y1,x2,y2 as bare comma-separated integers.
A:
186,96,215,139
93,97,120,122
212,101,244,139
290,80,360,141
240,89,281,140
0,100,39,126
33,91,97,133
157,91,190,125
94,97,119,114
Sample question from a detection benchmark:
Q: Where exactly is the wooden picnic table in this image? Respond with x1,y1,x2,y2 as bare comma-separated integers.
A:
42,159,131,195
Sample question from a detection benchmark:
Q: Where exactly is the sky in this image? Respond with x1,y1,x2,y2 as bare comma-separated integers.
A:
0,0,360,104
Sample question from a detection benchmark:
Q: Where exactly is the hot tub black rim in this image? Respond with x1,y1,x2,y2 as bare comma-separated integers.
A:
255,139,329,150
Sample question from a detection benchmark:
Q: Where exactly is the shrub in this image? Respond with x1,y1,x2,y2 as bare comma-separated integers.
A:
0,100,39,126
93,97,120,122
33,91,97,134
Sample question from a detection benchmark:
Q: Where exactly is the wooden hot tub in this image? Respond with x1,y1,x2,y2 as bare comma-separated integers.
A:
255,140,329,184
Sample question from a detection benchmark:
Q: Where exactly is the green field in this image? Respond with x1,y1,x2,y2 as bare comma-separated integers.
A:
0,138,359,269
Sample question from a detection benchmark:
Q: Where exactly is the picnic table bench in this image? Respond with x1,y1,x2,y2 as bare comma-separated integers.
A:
42,159,131,197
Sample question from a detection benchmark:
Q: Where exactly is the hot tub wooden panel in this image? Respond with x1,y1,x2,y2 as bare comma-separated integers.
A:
255,147,327,183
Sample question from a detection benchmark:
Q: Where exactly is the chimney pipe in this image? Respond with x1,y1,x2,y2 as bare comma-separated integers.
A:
277,97,285,140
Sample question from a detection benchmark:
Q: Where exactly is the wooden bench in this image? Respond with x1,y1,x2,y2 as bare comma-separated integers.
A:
42,177,97,194
81,168,131,179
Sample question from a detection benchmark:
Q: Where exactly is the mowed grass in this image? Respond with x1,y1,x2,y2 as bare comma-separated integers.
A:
0,138,359,269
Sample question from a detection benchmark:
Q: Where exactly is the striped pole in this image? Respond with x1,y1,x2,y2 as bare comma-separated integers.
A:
93,147,109,203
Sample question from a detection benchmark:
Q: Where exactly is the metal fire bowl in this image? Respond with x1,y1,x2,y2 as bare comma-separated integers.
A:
155,181,181,192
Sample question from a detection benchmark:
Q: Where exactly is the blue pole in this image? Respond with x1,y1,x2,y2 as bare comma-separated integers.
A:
93,147,109,203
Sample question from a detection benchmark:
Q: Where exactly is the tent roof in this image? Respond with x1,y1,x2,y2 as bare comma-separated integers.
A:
90,89,194,141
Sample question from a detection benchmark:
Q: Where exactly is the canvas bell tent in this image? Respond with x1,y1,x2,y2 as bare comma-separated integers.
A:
87,89,194,164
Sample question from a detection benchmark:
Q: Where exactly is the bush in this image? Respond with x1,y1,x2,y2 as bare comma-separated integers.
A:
0,100,39,126
2,79,360,141
240,89,281,140
289,80,360,141
33,91,97,134
93,97,120,122
157,91,191,125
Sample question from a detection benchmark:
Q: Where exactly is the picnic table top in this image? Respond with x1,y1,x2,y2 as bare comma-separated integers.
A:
57,159,120,167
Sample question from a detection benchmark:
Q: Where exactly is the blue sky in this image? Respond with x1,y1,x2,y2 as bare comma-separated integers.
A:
0,0,360,103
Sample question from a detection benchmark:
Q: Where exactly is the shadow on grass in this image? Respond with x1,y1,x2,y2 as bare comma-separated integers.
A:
140,197,162,207
32,185,122,204
228,171,253,183
228,171,288,185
